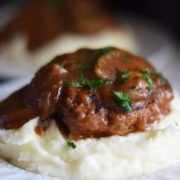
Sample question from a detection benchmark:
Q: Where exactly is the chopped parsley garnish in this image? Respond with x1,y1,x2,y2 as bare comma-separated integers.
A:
113,91,132,112
68,75,107,90
79,75,107,90
90,47,113,56
77,63,91,70
121,71,132,80
67,141,76,149
142,68,154,92
68,81,81,88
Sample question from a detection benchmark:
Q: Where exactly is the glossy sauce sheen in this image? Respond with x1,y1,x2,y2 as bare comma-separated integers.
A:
0,0,118,51
0,48,174,139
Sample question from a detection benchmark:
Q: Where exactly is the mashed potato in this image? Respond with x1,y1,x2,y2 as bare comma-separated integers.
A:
0,93,180,180
0,30,137,74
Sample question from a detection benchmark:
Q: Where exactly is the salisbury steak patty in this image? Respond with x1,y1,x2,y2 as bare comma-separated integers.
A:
0,47,174,139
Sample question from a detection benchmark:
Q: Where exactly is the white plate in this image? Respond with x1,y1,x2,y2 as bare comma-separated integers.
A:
0,159,59,180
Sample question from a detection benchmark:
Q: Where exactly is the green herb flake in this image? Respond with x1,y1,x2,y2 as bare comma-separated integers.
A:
79,75,107,90
113,91,132,112
68,81,81,88
142,68,150,74
68,75,107,90
77,63,91,70
141,68,154,92
121,71,132,80
67,141,76,149
90,47,113,56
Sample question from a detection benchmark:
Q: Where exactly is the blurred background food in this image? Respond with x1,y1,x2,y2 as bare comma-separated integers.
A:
0,0,179,90
0,0,138,77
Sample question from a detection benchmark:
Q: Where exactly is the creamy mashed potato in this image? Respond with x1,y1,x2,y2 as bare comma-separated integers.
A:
0,93,180,180
0,30,138,74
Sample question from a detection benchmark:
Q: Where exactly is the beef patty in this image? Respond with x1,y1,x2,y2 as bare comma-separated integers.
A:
0,47,174,139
